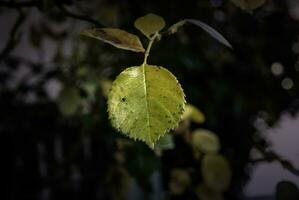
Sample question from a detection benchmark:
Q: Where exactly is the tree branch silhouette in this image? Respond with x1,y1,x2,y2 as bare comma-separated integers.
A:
0,11,26,61
56,4,103,27
0,1,35,8
252,143,299,177
0,1,102,61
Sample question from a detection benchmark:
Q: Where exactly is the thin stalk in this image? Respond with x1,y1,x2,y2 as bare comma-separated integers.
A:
142,32,159,65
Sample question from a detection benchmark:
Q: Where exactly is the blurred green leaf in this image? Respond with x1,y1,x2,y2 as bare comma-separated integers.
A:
195,183,224,200
230,0,267,12
100,79,112,98
169,168,191,195
57,87,81,116
191,129,220,157
182,104,205,123
155,133,175,151
81,28,145,52
201,154,231,192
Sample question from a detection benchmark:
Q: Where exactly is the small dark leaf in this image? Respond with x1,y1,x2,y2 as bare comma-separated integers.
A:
230,0,267,12
168,19,232,49
81,28,145,52
155,134,175,151
276,181,299,200
134,13,166,38
57,87,81,116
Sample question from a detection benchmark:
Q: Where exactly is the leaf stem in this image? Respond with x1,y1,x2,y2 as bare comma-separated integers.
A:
143,32,159,65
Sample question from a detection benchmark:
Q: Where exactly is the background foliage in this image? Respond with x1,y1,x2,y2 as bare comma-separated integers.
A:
1,0,299,200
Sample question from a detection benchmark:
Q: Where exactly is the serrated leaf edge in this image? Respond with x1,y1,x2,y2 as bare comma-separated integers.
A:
107,65,186,149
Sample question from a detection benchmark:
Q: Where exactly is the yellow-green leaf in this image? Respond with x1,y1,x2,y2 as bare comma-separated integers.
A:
182,104,205,123
155,133,175,151
201,154,231,192
100,79,112,98
108,64,185,148
191,129,220,154
57,87,81,116
134,13,165,38
230,0,266,12
81,28,145,52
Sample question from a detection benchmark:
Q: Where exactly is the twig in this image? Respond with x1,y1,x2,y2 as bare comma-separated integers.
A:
142,33,160,65
56,4,102,27
0,11,26,61
0,1,35,9
0,1,103,60
253,144,299,177
0,1,103,27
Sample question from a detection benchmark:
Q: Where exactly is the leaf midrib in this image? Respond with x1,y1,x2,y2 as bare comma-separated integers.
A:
141,64,152,145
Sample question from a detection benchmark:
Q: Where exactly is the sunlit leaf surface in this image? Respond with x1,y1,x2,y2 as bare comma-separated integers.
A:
108,64,185,148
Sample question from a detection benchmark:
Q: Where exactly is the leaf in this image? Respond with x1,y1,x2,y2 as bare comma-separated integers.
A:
230,0,266,12
82,81,97,101
195,183,223,200
201,154,231,192
57,87,81,116
81,28,145,52
108,64,186,148
100,79,112,98
276,181,299,200
191,129,220,157
155,133,175,151
125,143,160,192
168,19,232,49
134,13,166,38
107,166,132,200
169,169,191,195
182,104,205,123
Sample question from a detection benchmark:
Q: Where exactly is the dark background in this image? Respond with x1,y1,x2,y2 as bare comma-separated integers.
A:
1,0,299,200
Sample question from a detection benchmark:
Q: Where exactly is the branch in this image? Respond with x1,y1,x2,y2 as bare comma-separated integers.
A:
0,2,102,60
0,1,103,27
56,4,103,27
0,1,35,9
0,11,26,61
254,143,299,177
